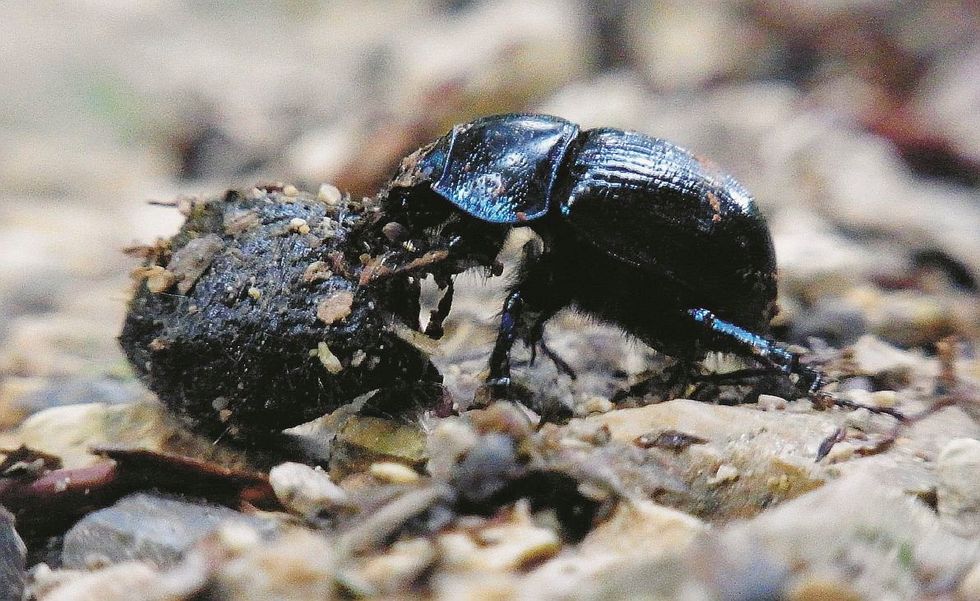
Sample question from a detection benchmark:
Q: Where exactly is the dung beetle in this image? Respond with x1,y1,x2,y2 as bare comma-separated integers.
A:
375,113,824,397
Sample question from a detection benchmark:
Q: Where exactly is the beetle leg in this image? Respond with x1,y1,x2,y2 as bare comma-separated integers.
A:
487,239,567,386
686,308,824,393
423,279,454,339
537,337,577,379
487,290,525,385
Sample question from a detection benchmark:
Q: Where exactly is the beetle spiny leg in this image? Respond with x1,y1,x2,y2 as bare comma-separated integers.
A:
423,280,454,339
489,290,524,383
538,338,577,380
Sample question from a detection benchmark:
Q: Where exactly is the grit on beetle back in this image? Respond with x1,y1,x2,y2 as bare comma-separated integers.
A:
557,128,779,335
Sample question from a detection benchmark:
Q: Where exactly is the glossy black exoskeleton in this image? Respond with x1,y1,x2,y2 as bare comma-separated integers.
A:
376,113,824,397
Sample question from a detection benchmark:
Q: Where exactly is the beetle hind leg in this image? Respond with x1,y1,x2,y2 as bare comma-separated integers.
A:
686,308,826,395
534,336,577,379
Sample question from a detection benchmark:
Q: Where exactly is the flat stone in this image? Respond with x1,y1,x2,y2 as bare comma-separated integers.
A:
268,462,350,519
585,399,833,520
209,527,335,601
522,498,705,599
0,402,251,470
0,375,147,431
34,562,161,601
937,438,980,537
717,472,980,600
330,415,427,478
0,506,26,601
61,493,277,569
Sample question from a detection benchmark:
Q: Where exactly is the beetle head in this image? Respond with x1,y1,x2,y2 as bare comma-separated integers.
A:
377,136,510,278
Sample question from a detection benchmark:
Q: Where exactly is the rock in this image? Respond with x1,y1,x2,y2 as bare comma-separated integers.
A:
785,577,863,601
268,462,350,520
580,499,704,558
330,415,427,478
625,1,767,92
757,394,788,411
432,572,519,601
437,503,560,573
959,560,980,601
0,402,250,470
519,499,705,601
585,399,832,520
787,297,867,347
426,418,479,482
61,493,278,569
354,538,436,596
859,289,972,349
849,335,927,380
937,438,980,537
0,375,147,431
919,41,980,167
34,562,161,601
208,527,334,601
451,433,520,506
367,462,420,485
717,473,979,600
0,506,26,601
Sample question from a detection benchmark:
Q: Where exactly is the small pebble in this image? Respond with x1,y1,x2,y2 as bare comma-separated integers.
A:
869,390,897,408
247,287,261,301
288,217,311,235
369,462,420,484
707,464,739,485
937,438,980,536
282,184,299,197
143,266,177,293
786,576,862,601
213,522,262,555
316,342,344,374
269,462,349,518
317,183,342,205
757,394,787,411
382,221,408,242
581,396,613,415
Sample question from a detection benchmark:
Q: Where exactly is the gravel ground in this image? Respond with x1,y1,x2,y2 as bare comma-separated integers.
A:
2,2,979,600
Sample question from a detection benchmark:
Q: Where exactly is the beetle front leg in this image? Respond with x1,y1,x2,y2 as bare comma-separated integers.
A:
488,238,568,386
423,279,454,339
487,290,524,385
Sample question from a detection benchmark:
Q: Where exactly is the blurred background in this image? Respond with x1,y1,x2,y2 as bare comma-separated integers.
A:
1,0,978,420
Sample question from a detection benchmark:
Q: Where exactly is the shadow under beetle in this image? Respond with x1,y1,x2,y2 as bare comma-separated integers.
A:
372,113,826,398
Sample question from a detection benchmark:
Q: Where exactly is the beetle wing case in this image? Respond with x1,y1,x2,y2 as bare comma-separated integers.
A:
427,114,580,223
559,128,778,330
